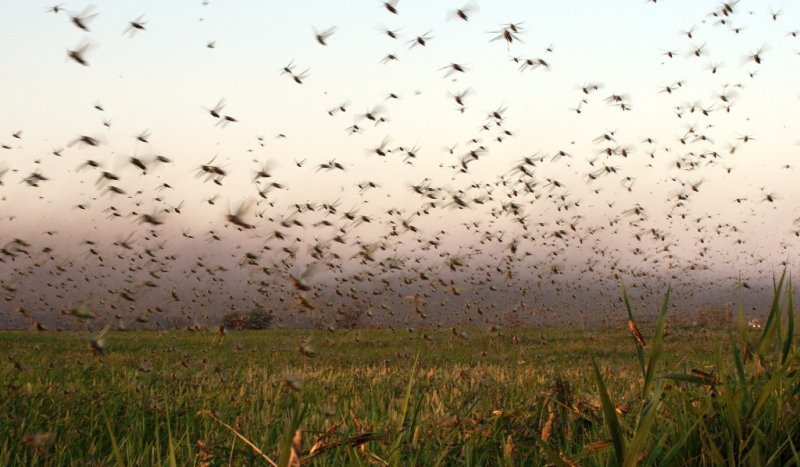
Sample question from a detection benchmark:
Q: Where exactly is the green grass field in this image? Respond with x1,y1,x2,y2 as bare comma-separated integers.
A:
2,281,799,466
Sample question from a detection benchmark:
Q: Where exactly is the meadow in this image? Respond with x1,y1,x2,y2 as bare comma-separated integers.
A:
2,280,799,466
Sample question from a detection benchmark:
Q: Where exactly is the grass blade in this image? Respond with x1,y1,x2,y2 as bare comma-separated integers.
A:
591,356,626,464
390,353,420,464
662,374,713,386
624,383,663,467
166,411,177,467
656,420,698,467
198,410,278,466
758,270,786,356
643,286,670,398
103,410,127,467
729,332,750,402
782,276,794,365
622,284,646,379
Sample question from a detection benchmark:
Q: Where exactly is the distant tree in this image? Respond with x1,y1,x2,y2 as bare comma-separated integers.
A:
220,312,246,330
220,309,273,330
337,306,365,329
244,308,273,330
696,306,732,329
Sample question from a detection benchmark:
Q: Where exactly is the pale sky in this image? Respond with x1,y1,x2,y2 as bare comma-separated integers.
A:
1,1,799,329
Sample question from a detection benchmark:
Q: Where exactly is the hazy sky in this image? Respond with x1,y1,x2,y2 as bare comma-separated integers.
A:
1,1,799,328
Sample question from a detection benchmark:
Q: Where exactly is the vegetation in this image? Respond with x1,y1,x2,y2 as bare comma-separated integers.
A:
1,277,797,465
220,309,274,330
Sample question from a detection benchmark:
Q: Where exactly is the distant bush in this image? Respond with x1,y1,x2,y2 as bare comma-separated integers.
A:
220,309,273,330
696,305,733,328
336,306,366,329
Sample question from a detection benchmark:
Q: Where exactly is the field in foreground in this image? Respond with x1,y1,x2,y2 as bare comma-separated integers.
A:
2,284,799,466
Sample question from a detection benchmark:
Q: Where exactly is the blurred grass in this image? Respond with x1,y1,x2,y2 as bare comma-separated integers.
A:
1,280,797,465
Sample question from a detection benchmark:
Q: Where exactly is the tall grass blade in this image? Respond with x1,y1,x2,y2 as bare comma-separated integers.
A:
624,383,663,467
390,353,420,465
278,405,306,467
166,411,177,467
736,277,751,362
782,276,794,365
749,355,795,418
537,437,570,467
591,356,625,465
103,410,126,467
788,436,800,465
622,284,646,379
643,286,670,398
758,270,786,356
656,420,698,467
198,410,278,466
729,332,750,401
